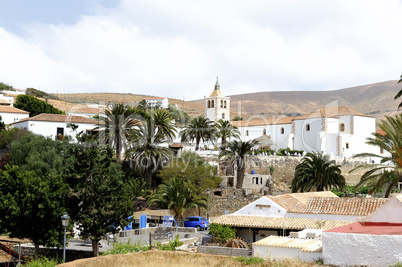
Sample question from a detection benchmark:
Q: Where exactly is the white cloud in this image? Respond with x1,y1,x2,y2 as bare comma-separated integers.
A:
1,0,402,100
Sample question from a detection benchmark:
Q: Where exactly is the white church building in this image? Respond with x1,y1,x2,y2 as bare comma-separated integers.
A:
204,79,230,122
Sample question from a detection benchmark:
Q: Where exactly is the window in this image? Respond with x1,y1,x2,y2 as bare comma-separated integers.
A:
246,130,249,136
207,100,210,108
221,100,223,108
281,127,284,134
263,128,266,134
57,127,64,136
211,100,214,108
306,124,310,131
224,101,227,108
380,147,384,154
222,113,225,119
340,123,345,132
346,143,349,149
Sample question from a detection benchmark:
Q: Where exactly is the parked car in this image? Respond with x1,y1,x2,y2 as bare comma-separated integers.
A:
183,216,209,231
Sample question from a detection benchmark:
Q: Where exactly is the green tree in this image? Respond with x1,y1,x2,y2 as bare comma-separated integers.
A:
137,99,150,112
127,109,175,189
26,87,59,100
157,151,222,197
11,133,68,177
208,223,236,240
0,82,14,91
232,116,243,121
219,140,258,189
216,119,240,148
0,165,67,257
180,115,216,150
351,114,402,197
94,104,139,160
396,75,402,109
0,115,5,130
14,95,65,117
167,104,189,126
292,152,346,192
63,144,136,256
148,178,206,226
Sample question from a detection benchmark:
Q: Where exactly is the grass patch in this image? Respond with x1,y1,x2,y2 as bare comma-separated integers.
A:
102,240,150,255
235,256,264,265
155,235,184,251
21,257,60,267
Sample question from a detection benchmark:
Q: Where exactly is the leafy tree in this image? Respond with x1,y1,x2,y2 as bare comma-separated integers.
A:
14,95,65,117
94,104,139,160
0,82,14,91
219,140,258,189
167,104,189,126
137,99,150,112
148,178,206,226
26,87,59,100
292,152,346,192
215,119,240,148
180,115,216,150
63,144,137,256
157,151,222,197
396,75,402,109
0,115,5,130
11,133,69,177
351,114,402,197
0,165,67,257
0,127,27,153
208,223,236,240
127,109,175,189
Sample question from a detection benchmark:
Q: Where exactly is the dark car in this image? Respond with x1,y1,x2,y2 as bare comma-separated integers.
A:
183,216,209,231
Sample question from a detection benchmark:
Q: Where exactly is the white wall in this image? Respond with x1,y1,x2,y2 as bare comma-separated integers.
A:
322,231,402,267
1,112,29,125
253,245,322,262
233,197,286,217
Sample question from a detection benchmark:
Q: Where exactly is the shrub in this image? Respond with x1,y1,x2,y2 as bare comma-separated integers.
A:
155,235,184,251
21,257,60,267
103,241,150,255
235,256,264,265
208,223,236,240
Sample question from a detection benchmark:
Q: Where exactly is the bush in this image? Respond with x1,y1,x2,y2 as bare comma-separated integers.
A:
22,257,60,267
208,223,236,240
156,235,184,251
235,256,264,265
103,241,150,255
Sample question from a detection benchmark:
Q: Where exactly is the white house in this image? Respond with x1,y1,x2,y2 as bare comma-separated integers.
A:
13,113,97,141
0,106,29,125
143,97,169,109
232,107,378,158
322,194,402,267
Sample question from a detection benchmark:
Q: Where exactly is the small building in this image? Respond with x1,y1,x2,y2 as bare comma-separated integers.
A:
13,113,97,141
204,79,230,122
0,106,29,125
322,194,402,267
143,97,169,109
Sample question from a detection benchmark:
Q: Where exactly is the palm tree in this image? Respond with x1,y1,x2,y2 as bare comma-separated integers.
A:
291,152,346,192
180,115,216,150
94,104,138,160
216,119,240,148
219,140,258,189
148,178,206,226
127,109,176,189
350,114,402,197
395,75,402,109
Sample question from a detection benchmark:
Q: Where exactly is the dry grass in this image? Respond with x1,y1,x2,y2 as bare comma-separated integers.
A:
57,250,328,267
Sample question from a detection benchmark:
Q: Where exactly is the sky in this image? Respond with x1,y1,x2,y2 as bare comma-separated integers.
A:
1,0,402,100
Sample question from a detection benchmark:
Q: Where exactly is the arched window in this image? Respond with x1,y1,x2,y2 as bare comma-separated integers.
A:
222,113,225,119
246,130,249,136
346,143,349,149
207,100,210,108
340,123,345,132
211,100,214,108
306,124,310,131
224,101,227,108
263,128,266,134
220,100,223,108
281,127,284,134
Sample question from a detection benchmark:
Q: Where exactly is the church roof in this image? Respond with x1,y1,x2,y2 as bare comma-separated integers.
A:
209,79,225,97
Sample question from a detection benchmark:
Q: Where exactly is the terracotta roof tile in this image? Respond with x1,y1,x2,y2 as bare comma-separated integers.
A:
253,235,322,252
15,113,97,124
302,107,371,119
213,215,353,230
289,197,388,216
0,106,29,114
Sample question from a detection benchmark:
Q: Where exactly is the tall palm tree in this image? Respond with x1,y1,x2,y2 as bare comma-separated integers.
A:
350,114,402,197
94,104,138,160
216,119,240,148
180,115,216,150
292,152,346,192
219,140,258,189
395,75,402,109
148,178,206,226
127,109,176,189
